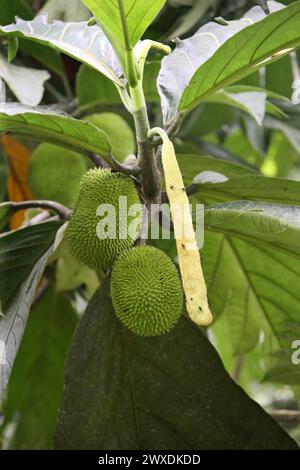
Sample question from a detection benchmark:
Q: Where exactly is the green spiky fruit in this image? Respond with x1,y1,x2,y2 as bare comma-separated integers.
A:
29,143,87,207
65,169,142,270
111,246,183,337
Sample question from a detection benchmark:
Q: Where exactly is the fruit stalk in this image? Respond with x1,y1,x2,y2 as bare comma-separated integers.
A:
148,128,213,326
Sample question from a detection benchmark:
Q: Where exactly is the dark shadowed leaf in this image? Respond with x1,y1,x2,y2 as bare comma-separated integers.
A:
0,221,62,309
0,289,78,449
0,222,63,401
0,0,32,26
54,278,297,450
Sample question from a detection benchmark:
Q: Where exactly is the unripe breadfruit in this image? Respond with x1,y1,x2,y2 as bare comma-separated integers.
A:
85,113,135,161
65,169,142,270
111,246,183,337
29,143,87,207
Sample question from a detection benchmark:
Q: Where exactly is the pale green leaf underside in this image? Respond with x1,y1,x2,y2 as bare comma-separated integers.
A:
0,15,124,86
0,53,49,106
0,103,111,158
157,1,275,123
180,1,300,113
83,0,166,64
0,222,61,401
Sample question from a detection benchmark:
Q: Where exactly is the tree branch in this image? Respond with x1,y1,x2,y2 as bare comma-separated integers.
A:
7,200,71,220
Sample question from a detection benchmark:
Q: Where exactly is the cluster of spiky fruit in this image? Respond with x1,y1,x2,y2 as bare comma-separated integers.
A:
65,168,183,337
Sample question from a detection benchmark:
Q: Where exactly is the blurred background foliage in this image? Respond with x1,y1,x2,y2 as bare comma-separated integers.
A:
0,0,300,448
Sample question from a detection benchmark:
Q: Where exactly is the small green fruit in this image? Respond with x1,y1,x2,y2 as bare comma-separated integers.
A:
65,169,142,270
85,113,135,161
111,246,183,337
29,143,87,207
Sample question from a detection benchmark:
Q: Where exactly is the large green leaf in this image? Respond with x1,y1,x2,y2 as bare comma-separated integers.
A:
157,2,300,123
0,222,63,401
201,201,300,357
0,289,78,449
54,277,297,450
83,0,166,66
180,2,300,115
189,174,300,206
0,221,62,310
0,15,125,86
177,154,255,186
0,103,111,159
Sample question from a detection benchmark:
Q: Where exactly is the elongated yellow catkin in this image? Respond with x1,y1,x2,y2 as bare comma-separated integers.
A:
161,139,213,326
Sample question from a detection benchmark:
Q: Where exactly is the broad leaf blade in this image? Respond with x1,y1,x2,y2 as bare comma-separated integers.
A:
190,174,300,207
157,2,270,123
1,289,78,449
54,277,297,449
202,201,300,356
0,103,111,158
83,0,166,65
0,15,125,86
0,222,62,400
205,90,267,125
180,1,300,115
0,221,62,309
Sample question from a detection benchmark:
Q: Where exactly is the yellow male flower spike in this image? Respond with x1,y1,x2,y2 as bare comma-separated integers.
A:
149,128,213,326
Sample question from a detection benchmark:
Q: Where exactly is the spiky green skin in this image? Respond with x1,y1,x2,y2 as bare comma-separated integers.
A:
65,169,142,270
111,246,183,337
29,143,87,207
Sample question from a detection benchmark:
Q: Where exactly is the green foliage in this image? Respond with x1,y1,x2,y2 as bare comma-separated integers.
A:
0,104,111,159
66,169,142,270
29,143,87,207
83,0,166,66
54,278,297,450
0,222,62,310
0,289,77,449
111,246,183,336
1,0,300,450
179,3,300,114
0,222,63,400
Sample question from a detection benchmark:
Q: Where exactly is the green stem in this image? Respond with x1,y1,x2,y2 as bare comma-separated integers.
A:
117,0,138,87
116,0,160,201
130,81,161,202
